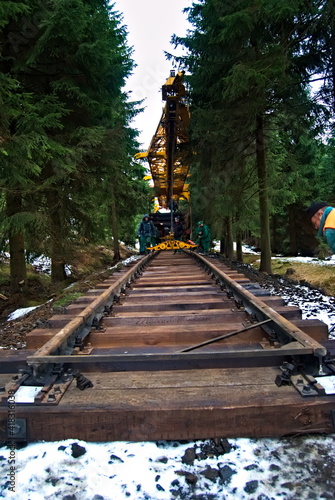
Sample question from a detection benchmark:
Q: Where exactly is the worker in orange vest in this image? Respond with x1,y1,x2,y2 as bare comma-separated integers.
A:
306,201,335,253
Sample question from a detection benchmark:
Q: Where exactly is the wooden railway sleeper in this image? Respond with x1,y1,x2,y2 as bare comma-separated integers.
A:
178,319,273,353
187,251,329,377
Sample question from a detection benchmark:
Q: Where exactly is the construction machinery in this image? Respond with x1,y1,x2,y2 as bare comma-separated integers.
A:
135,70,195,251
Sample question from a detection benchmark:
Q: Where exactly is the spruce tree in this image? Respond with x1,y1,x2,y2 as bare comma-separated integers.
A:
1,0,142,287
172,0,325,270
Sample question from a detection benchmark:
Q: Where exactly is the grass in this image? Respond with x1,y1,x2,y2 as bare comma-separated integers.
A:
244,254,335,296
53,291,83,309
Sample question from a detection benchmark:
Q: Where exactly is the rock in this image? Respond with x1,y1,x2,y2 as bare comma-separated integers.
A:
71,443,86,458
285,268,295,276
244,463,259,470
244,479,259,493
181,447,196,465
218,464,236,484
109,454,124,463
175,470,198,485
200,466,219,482
184,472,198,485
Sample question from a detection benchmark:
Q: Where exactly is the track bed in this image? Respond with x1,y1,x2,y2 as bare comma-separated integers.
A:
1,251,335,442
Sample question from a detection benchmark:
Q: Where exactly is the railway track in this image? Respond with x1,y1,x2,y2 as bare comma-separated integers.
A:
1,250,335,442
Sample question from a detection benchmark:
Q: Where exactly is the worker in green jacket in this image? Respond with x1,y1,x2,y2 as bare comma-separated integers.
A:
138,214,156,254
306,201,335,253
195,221,211,254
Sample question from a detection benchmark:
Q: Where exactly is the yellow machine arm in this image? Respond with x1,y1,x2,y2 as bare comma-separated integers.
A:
136,71,196,252
136,70,190,208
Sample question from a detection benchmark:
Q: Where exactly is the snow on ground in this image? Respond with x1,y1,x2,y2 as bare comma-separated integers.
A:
1,435,334,500
272,255,335,266
1,253,335,499
6,307,40,323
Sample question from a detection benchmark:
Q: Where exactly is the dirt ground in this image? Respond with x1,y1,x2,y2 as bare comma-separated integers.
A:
0,244,135,349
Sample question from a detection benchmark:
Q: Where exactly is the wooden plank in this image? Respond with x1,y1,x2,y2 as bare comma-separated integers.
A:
124,291,284,306
113,308,245,318
132,279,213,287
111,305,301,319
27,318,328,350
139,272,248,280
105,310,248,326
126,290,223,299
88,324,266,346
128,285,220,293
113,301,233,313
1,367,334,441
291,319,329,341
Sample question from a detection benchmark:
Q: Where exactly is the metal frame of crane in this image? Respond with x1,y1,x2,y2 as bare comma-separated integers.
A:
135,70,195,251
135,70,190,208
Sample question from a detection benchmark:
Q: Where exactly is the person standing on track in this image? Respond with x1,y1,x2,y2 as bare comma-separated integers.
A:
195,221,211,254
306,201,335,253
138,214,156,255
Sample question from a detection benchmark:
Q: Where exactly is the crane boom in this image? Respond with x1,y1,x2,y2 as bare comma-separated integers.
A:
136,70,190,208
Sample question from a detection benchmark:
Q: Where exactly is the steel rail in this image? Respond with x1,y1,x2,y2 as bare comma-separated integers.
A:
28,253,155,362
186,251,327,359
27,341,312,365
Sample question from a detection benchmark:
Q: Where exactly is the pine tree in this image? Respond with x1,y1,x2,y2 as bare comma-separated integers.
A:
1,0,142,287
171,0,325,270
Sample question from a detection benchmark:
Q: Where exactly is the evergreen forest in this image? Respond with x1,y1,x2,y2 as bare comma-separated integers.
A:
1,0,335,295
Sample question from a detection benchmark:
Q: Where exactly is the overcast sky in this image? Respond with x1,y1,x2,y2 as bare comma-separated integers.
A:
112,0,192,149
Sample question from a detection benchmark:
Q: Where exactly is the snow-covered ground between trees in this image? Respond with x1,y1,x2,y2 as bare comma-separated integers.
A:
1,253,335,500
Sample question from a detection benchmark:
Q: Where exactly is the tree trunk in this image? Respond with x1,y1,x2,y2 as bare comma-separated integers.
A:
236,231,243,262
46,190,67,282
288,204,298,255
225,216,234,259
256,114,272,273
110,182,120,262
330,0,335,111
6,190,27,295
271,214,279,254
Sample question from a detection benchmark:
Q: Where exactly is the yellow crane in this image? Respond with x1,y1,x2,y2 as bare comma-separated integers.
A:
135,70,190,208
135,70,195,251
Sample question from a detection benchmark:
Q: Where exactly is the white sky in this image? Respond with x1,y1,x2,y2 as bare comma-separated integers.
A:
112,0,193,150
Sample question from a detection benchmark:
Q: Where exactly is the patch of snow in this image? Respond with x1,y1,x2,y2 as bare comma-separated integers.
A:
272,255,335,266
6,306,39,322
0,436,334,499
261,277,335,336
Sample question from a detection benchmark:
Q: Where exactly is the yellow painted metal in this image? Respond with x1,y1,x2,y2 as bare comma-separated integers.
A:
148,239,197,251
147,233,197,251
137,71,190,208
